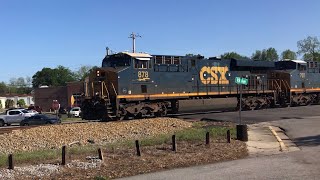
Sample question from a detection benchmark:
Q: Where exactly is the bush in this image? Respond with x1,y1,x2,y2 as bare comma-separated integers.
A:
5,99,14,108
17,99,26,107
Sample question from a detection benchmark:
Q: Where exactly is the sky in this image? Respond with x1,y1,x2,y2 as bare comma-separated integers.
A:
0,0,320,82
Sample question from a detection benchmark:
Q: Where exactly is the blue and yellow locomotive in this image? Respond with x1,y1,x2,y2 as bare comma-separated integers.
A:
81,51,320,120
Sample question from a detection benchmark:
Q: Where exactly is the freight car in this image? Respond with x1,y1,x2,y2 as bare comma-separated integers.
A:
81,51,320,120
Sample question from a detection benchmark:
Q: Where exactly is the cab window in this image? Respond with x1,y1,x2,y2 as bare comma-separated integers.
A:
298,64,306,71
134,60,149,69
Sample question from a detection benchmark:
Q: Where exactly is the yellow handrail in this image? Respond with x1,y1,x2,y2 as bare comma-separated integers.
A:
102,81,110,99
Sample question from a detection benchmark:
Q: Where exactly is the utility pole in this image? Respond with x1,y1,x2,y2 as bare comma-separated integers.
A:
128,32,141,53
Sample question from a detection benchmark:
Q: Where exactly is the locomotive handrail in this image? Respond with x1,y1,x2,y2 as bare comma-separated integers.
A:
274,79,281,91
102,81,110,99
91,82,94,97
270,79,281,91
282,79,290,90
111,83,118,96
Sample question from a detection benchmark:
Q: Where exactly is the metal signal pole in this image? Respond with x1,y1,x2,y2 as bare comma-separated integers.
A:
239,84,242,125
128,32,141,53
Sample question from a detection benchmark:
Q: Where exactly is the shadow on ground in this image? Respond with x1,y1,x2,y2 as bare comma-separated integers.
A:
293,134,320,147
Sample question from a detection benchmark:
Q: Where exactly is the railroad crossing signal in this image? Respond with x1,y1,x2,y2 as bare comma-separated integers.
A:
235,77,248,85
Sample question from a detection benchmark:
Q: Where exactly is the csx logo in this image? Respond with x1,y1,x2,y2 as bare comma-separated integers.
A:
199,66,229,85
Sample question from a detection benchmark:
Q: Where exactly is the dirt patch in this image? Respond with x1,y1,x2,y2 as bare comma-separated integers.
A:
44,139,247,179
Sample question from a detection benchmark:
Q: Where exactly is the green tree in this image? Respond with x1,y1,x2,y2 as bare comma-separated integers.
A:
186,54,202,57
16,77,26,87
32,66,76,87
252,48,278,61
0,82,7,95
297,36,320,61
54,65,77,85
220,52,249,60
303,52,320,61
252,50,262,60
17,99,26,107
261,49,267,60
252,50,268,60
32,68,56,87
5,99,14,108
4,77,32,95
266,47,279,61
74,65,95,81
281,49,297,60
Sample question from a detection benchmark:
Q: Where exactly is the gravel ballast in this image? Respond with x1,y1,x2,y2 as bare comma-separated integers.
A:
0,118,192,154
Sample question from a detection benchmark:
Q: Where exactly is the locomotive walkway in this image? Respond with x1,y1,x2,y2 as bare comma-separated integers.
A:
118,116,320,180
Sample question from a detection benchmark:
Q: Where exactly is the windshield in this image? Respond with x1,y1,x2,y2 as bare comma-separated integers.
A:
102,54,131,67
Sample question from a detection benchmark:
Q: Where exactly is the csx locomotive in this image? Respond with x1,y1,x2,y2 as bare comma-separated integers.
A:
81,51,320,120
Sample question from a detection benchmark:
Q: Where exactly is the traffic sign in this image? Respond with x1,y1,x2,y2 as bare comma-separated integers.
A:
235,77,248,85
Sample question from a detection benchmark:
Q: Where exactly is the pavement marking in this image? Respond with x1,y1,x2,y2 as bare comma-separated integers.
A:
268,126,287,152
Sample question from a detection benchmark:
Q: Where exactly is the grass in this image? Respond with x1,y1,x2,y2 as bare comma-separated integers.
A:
0,124,235,168
0,149,61,168
94,176,110,180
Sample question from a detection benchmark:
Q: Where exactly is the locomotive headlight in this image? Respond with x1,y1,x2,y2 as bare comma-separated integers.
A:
96,70,100,77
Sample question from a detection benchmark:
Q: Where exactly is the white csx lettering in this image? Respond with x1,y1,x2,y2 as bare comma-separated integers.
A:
199,66,229,85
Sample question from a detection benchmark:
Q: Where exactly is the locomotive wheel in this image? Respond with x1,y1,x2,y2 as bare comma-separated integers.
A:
119,108,129,120
155,104,167,117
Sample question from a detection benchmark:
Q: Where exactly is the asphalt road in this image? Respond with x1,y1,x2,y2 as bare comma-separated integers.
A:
176,104,320,124
119,107,320,180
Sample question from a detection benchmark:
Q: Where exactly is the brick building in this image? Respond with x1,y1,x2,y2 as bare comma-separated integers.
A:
34,81,84,111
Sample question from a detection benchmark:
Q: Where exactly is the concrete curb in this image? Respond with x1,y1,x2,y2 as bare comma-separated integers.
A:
268,126,287,151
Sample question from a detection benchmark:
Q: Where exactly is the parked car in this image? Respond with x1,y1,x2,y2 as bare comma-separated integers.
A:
59,107,67,114
20,114,61,126
69,107,81,117
27,105,42,114
5,108,25,114
0,109,37,126
27,109,39,114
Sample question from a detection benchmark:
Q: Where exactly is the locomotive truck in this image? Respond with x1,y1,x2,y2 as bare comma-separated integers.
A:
81,51,320,120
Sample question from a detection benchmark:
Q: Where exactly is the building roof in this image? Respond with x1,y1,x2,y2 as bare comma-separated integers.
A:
291,60,307,64
121,52,153,58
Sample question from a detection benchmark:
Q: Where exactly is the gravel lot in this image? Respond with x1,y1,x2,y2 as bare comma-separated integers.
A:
0,118,191,154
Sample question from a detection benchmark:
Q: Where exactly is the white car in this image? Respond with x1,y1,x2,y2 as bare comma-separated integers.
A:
69,107,81,117
0,109,37,126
